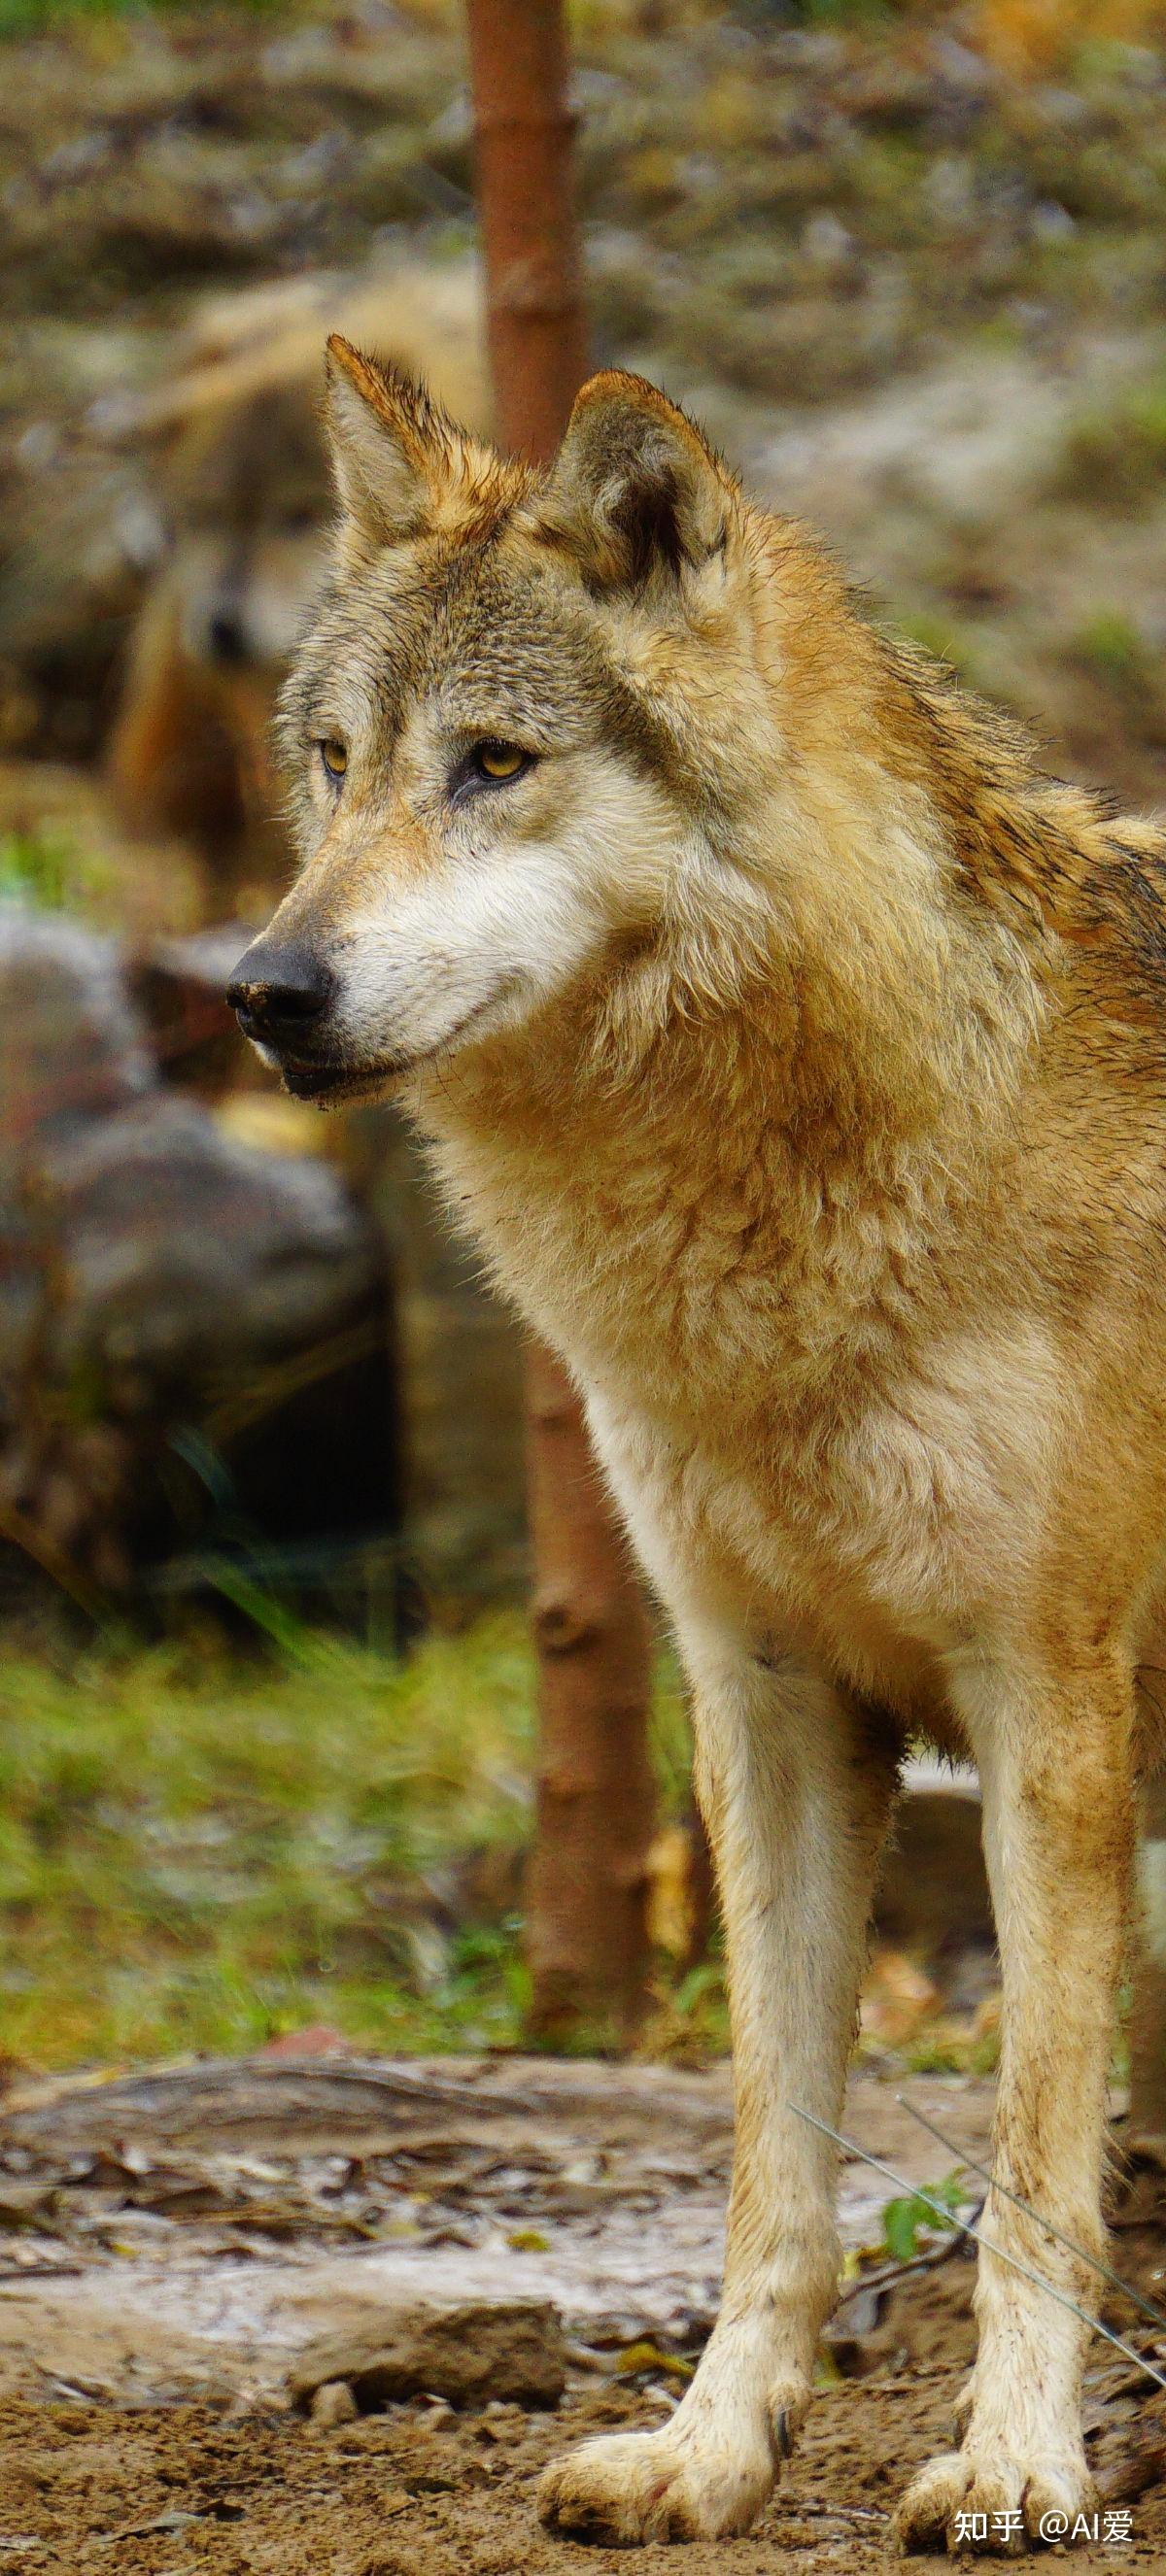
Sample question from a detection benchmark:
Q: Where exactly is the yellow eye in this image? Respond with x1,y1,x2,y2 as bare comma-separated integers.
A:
475,740,526,781
320,738,348,780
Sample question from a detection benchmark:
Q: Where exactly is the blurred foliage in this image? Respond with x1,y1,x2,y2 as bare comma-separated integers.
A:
891,609,985,690
899,2014,1002,2077
0,1612,710,2069
1073,608,1148,678
1049,376,1166,511
0,1,965,31
0,1612,537,2066
0,827,106,913
0,0,287,31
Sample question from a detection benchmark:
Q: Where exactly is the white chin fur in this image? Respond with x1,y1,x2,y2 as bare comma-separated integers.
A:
321,757,684,1066
332,841,614,1066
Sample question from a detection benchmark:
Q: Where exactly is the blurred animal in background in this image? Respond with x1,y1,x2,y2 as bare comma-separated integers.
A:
107,261,490,918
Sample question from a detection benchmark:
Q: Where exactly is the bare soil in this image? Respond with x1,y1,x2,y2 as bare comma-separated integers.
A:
0,2056,1161,2572
1,2303,1163,2576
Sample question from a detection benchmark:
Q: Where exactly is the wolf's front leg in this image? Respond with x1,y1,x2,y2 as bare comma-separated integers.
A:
539,1635,898,2544
896,1645,1135,2556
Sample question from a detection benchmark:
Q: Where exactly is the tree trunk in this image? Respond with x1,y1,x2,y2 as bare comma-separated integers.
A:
464,0,656,2041
523,1341,655,2042
463,0,588,462
1130,1771,1166,2148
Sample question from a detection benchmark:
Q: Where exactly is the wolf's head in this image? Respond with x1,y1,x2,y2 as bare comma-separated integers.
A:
170,378,332,678
227,343,776,1101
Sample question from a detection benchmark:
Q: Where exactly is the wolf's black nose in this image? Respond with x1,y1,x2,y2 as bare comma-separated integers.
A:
226,940,332,1044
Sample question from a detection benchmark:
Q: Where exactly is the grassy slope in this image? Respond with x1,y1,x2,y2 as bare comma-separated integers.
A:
0,1616,537,2065
0,1615,703,2069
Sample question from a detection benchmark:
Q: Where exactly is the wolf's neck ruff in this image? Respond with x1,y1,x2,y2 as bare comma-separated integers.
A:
407,652,1049,1409
413,917,1029,1437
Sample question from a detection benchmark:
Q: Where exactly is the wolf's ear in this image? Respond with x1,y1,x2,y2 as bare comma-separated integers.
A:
324,335,447,544
535,373,729,592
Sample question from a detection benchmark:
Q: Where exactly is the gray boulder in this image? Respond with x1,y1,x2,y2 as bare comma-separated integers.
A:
41,1091,374,1402
0,903,385,1588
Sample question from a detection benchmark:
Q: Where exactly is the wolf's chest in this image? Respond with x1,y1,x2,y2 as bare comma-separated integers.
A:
432,1124,797,1401
582,1310,1061,1690
425,1105,1059,1659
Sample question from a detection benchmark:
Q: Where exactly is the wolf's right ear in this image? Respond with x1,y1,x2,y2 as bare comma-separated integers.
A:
533,372,730,593
324,336,445,545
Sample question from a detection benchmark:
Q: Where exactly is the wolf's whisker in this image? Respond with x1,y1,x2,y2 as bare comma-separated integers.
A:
895,2093,1166,2339
787,2104,1166,2395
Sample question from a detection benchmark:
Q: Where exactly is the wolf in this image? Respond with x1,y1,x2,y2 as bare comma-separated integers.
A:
228,341,1166,2551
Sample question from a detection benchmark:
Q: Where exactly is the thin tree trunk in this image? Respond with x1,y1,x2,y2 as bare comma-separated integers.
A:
464,0,655,2042
464,0,588,462
523,1341,655,2042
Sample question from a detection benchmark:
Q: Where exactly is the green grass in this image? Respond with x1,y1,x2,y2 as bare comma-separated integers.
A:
0,0,288,33
1049,377,1166,513
0,1615,539,2067
1072,607,1153,687
0,1612,708,2071
880,2170,966,2262
0,827,108,915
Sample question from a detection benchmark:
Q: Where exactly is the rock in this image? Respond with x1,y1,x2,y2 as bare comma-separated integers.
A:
128,923,258,1097
0,448,156,761
0,906,154,1402
310,2380,359,2429
0,901,527,1613
289,2299,568,2414
40,1090,375,1396
0,905,150,1179
0,903,394,1591
0,909,377,1404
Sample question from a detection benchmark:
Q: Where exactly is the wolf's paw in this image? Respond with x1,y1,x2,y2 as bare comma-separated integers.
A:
537,2423,775,2546
894,2443,1096,2555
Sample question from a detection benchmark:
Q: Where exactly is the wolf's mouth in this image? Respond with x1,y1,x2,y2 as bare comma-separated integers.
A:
280,1055,404,1105
279,983,521,1103
281,1058,357,1102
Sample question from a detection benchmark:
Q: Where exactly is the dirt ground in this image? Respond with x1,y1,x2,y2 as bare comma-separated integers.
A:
0,2375,1046,2576
1,2269,1163,2576
0,2054,1161,2573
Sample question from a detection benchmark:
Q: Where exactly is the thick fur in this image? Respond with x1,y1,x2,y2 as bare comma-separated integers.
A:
231,349,1166,2552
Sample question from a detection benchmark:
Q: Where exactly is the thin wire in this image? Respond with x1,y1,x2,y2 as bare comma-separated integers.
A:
787,2102,1166,2396
895,2092,1166,2341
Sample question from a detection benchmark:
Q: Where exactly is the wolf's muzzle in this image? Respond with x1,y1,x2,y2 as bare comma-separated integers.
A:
226,938,334,1056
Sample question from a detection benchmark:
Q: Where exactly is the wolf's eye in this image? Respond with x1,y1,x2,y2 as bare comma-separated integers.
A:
319,738,348,781
471,740,529,783
450,739,535,809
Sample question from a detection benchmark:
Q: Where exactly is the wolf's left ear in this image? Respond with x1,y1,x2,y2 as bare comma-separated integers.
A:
534,373,730,593
324,335,449,545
